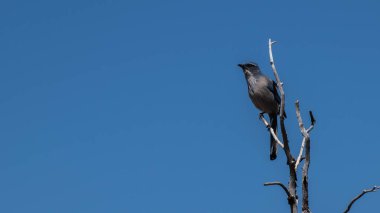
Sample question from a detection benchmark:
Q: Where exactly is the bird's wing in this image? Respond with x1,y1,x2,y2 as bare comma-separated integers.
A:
269,79,286,117
266,78,281,105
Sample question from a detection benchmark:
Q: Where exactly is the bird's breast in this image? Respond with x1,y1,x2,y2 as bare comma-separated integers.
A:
250,90,278,114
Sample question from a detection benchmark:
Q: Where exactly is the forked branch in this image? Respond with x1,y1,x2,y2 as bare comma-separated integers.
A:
295,111,316,170
295,101,314,213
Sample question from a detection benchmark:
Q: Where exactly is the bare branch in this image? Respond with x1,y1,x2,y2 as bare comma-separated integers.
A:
295,137,307,170
268,39,292,161
268,39,297,213
268,39,292,162
343,186,380,213
294,101,312,213
264,181,291,199
268,39,285,120
259,114,284,148
295,101,308,138
295,110,316,170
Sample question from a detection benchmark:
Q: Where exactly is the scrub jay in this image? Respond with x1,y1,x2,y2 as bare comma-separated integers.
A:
238,62,281,160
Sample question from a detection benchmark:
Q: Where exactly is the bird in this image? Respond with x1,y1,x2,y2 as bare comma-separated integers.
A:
238,62,281,160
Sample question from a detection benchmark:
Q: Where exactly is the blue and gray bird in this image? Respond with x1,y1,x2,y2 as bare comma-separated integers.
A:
238,62,281,160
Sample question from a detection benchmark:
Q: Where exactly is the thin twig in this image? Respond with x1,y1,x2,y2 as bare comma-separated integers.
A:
264,181,291,199
343,186,380,213
259,114,284,148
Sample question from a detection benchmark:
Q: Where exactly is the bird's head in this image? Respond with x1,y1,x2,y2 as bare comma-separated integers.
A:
238,62,261,76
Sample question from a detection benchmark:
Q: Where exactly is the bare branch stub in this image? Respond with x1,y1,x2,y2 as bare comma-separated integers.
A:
309,111,316,126
343,186,380,213
300,157,306,162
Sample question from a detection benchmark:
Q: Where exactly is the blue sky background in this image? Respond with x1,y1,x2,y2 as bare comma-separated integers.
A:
1,1,379,212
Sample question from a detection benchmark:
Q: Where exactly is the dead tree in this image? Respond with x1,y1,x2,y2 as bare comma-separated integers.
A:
256,39,378,213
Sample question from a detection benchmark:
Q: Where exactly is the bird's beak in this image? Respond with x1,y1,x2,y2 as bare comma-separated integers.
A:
238,64,244,69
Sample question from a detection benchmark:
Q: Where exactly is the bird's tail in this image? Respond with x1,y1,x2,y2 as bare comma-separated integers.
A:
269,114,278,160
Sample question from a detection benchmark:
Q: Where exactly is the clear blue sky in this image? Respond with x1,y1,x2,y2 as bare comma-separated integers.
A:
1,1,379,212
